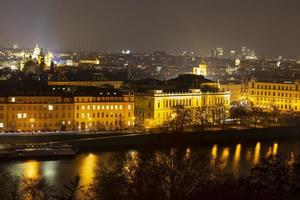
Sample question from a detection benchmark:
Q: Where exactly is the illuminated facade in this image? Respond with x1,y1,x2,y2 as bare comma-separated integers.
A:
73,93,134,131
192,58,207,77
247,79,300,111
220,83,246,103
0,87,134,132
135,89,230,128
48,81,123,89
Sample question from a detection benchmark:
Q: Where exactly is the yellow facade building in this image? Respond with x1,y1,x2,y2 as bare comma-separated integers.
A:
247,79,300,111
220,83,246,103
73,93,134,131
0,87,134,132
135,89,230,128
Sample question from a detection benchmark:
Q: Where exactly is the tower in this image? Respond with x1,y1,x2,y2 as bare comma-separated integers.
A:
192,58,207,77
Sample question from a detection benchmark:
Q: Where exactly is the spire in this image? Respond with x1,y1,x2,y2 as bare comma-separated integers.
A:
201,57,206,65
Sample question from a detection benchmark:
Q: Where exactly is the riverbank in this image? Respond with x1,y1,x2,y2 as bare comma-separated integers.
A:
67,126,300,151
1,126,298,152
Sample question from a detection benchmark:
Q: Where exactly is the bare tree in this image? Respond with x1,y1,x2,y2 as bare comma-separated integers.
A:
22,178,55,200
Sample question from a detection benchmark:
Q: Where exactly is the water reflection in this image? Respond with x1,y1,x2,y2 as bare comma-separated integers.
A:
0,139,299,187
266,146,272,157
273,143,278,155
245,149,252,162
23,160,40,179
210,145,218,166
79,153,99,186
232,144,241,173
220,148,230,169
253,142,261,164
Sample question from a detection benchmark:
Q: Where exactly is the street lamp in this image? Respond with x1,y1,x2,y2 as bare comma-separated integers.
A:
132,117,136,133
30,118,34,133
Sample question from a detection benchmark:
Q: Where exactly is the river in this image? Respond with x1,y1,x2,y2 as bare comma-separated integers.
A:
0,138,299,189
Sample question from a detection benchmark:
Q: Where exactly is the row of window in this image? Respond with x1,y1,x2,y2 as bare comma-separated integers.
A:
12,113,72,119
253,84,299,91
76,112,131,119
75,97,124,102
157,99,193,108
9,105,72,111
256,104,298,110
11,121,71,128
77,104,131,110
251,90,300,98
255,98,295,103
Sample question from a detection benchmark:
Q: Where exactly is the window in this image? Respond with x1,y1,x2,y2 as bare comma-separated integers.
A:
17,113,22,119
11,97,15,102
23,113,27,118
128,105,131,109
48,105,54,111
0,123,3,128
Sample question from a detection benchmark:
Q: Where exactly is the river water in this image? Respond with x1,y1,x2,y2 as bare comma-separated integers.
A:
0,139,299,189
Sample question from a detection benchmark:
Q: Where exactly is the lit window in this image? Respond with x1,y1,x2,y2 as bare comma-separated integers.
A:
87,113,90,118
111,105,114,109
128,105,131,109
17,113,22,119
81,113,85,118
119,105,123,109
11,97,16,102
48,105,54,111
82,106,85,110
115,105,118,109
0,123,4,128
23,113,27,118
102,105,105,110
128,121,131,126
87,105,90,110
106,105,109,110
68,121,71,125
97,105,100,110
92,105,96,110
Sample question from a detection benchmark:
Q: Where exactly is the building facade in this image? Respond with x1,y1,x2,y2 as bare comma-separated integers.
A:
0,87,134,132
247,79,300,111
135,89,230,128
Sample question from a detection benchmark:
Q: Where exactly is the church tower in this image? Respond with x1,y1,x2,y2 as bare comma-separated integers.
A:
192,58,207,77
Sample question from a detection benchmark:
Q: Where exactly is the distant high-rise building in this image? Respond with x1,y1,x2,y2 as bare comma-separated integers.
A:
13,43,19,49
229,50,236,59
211,47,224,58
241,46,257,60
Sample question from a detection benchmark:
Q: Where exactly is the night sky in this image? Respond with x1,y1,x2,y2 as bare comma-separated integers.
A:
0,0,300,57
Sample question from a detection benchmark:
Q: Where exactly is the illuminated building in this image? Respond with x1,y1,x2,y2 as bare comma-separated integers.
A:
48,71,124,89
135,89,230,128
79,59,100,65
48,80,123,89
45,52,53,69
247,79,300,111
192,58,207,77
130,74,230,128
32,44,41,60
73,89,134,131
220,83,246,103
0,86,134,132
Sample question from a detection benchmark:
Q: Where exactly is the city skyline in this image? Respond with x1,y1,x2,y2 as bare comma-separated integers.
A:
1,0,300,57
